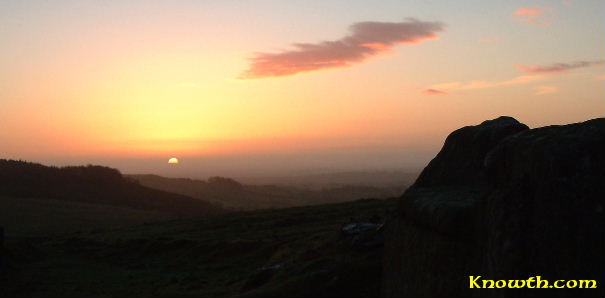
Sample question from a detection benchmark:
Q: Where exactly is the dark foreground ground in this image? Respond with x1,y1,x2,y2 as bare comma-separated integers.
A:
1,198,394,297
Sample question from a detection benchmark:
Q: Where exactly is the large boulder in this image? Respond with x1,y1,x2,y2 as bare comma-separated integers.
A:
482,118,604,297
399,116,529,236
414,116,529,188
382,117,604,297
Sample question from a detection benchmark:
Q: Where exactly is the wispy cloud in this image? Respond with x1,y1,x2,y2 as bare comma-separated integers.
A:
426,75,545,94
514,6,554,26
422,88,447,95
534,85,558,95
517,60,605,74
240,18,445,79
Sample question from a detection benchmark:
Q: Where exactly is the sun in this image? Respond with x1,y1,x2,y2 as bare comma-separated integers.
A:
168,157,179,164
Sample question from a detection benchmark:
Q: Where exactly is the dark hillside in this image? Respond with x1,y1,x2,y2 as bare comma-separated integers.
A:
0,160,222,216
0,198,394,297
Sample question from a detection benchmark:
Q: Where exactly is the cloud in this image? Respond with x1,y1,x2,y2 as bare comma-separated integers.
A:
534,85,558,95
517,60,605,74
514,6,554,26
422,88,447,95
427,75,545,93
239,18,445,79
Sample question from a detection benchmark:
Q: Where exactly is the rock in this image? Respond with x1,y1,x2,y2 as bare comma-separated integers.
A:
382,117,604,297
342,219,385,247
399,117,528,237
482,118,605,297
414,116,529,188
342,222,379,236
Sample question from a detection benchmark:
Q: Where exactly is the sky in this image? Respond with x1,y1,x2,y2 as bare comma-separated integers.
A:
1,0,603,178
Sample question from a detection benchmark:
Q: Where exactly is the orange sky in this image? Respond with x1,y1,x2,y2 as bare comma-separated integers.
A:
1,0,603,177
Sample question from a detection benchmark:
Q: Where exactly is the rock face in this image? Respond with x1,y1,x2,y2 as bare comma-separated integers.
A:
382,117,604,297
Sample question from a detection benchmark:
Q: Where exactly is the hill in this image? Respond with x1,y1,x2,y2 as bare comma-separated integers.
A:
128,174,404,210
235,169,420,190
1,198,394,297
0,196,173,237
0,160,222,216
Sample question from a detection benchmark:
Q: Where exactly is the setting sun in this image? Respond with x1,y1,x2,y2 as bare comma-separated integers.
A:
168,157,179,164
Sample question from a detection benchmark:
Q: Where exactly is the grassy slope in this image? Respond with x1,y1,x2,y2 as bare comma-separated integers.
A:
0,196,173,237
1,198,395,297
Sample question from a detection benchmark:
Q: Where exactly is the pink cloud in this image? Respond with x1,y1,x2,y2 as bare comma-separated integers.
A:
514,6,554,26
427,75,545,94
239,18,445,79
517,60,605,74
422,88,447,95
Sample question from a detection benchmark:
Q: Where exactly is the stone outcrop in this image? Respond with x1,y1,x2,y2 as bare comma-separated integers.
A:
382,117,604,297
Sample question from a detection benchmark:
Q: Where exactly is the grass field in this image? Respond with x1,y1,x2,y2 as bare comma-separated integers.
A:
1,198,395,297
0,196,173,238
0,197,174,238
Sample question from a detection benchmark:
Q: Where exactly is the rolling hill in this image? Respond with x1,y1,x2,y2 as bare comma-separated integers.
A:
0,160,222,216
0,198,394,297
128,174,404,210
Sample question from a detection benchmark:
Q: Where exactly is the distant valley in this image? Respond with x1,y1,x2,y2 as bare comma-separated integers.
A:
127,172,415,210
